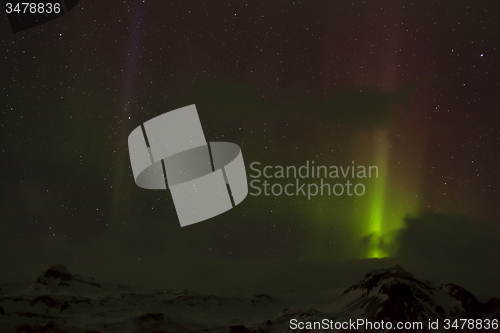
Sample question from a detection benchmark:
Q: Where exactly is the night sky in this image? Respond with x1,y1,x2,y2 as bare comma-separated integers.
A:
1,1,499,296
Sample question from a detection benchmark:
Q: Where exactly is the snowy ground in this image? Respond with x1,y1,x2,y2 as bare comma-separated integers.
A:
0,264,498,332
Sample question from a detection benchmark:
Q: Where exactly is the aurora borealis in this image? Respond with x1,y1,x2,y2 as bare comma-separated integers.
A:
366,130,391,259
1,0,500,296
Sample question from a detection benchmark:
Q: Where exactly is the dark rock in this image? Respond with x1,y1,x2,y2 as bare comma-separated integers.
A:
481,297,500,314
434,305,445,316
35,264,101,289
133,312,165,326
14,312,55,319
251,293,273,306
441,283,482,318
40,264,73,281
36,264,73,286
29,295,70,312
74,275,101,288
229,325,253,333
253,294,272,301
15,320,61,333
0,305,4,315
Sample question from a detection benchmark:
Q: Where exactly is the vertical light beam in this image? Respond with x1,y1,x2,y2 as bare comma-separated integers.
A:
366,129,390,258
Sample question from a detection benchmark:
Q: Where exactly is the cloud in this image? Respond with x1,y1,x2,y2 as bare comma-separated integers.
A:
395,212,500,296
185,80,417,130
397,212,500,264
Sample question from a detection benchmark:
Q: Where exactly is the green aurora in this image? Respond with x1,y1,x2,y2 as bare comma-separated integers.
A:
307,129,419,260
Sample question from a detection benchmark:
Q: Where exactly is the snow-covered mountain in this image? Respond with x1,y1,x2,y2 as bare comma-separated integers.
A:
318,265,500,332
0,264,498,332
